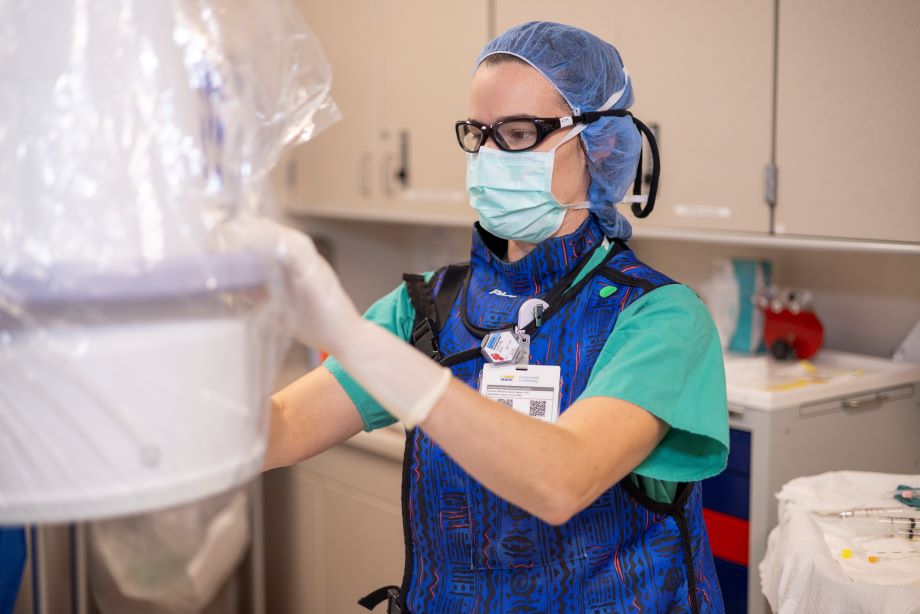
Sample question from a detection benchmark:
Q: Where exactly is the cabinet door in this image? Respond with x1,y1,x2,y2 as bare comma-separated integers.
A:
263,442,405,614
611,1,774,234
494,1,602,38
281,0,383,213
378,0,489,221
495,1,775,234
775,0,920,243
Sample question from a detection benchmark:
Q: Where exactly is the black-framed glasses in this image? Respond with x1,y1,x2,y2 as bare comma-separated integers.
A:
455,109,631,153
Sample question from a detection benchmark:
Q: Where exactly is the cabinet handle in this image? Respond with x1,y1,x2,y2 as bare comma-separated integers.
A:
842,393,887,411
358,152,372,198
396,130,410,188
285,158,298,190
382,152,395,197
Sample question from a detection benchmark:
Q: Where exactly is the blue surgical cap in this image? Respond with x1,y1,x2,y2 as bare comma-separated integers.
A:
476,21,640,240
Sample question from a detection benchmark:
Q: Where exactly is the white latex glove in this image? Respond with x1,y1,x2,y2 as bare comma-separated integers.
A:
225,218,451,428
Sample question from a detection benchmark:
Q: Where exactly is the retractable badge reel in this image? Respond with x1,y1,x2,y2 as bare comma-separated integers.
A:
478,298,560,424
478,297,550,366
481,329,529,365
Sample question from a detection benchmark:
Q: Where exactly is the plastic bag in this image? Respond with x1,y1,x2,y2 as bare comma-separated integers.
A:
699,259,740,351
699,258,772,354
89,489,250,613
0,0,339,523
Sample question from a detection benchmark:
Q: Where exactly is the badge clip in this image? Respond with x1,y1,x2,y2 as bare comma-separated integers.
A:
517,298,550,330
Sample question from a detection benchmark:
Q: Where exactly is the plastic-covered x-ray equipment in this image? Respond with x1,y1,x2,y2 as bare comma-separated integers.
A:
0,0,339,523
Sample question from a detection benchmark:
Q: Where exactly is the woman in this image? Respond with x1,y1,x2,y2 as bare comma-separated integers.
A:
263,21,728,613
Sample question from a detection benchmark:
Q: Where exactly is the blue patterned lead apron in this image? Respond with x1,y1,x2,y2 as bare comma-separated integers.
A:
400,217,723,613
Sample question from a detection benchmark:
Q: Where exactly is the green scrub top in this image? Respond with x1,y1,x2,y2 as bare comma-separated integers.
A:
324,243,729,503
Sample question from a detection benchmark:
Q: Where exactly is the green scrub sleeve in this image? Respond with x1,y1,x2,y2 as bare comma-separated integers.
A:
323,276,429,432
578,283,730,482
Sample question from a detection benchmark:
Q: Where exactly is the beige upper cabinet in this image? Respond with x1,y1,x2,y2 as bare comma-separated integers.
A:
379,0,489,220
495,1,775,234
279,0,487,222
283,1,918,243
775,0,920,243
281,0,383,213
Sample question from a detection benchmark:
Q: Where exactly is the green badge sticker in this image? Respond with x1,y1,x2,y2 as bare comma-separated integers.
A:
599,285,618,298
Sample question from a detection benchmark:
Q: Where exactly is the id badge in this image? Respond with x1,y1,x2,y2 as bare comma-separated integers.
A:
479,363,561,424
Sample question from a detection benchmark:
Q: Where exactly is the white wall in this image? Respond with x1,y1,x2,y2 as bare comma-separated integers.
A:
290,217,920,360
630,238,920,358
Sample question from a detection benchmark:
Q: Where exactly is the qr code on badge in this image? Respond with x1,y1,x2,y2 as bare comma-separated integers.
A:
528,400,547,417
497,398,514,407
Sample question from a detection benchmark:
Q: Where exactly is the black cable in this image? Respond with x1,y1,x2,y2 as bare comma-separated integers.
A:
458,238,612,339
630,116,660,219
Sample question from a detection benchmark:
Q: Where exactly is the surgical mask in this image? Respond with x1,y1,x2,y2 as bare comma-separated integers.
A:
466,124,589,244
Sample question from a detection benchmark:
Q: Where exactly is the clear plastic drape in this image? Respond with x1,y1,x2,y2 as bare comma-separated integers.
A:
0,0,339,523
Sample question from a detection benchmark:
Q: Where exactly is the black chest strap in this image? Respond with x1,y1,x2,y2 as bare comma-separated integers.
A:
403,241,642,369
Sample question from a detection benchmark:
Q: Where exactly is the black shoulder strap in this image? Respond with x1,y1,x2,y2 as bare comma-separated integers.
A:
402,263,468,362
435,264,468,329
597,267,658,293
596,246,678,294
